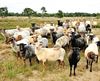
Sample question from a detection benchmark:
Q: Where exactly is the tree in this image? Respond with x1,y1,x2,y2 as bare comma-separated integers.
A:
56,10,64,18
41,6,47,17
22,8,35,18
96,13,100,19
0,7,8,17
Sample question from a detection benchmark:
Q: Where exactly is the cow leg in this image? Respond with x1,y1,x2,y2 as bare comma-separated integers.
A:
5,37,8,44
57,60,61,67
23,58,26,66
17,51,21,59
86,59,88,69
90,60,93,72
29,58,32,66
61,61,65,68
95,55,98,63
74,64,77,76
36,58,39,64
69,64,72,76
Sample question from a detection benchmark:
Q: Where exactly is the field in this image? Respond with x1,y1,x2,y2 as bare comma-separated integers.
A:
0,17,100,81
0,16,100,29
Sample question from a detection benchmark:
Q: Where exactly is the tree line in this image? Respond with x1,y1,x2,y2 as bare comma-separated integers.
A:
0,7,100,18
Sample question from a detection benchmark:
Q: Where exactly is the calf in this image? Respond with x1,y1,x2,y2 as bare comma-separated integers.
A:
85,43,99,72
86,24,91,33
58,20,63,26
70,32,87,50
50,30,64,44
18,43,38,66
0,28,18,44
85,52,96,72
68,47,80,76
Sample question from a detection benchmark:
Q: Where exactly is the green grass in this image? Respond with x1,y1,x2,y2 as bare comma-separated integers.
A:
95,24,100,28
0,17,100,81
0,34,4,43
0,16,100,29
0,17,59,29
0,17,31,29
0,58,35,80
0,43,100,81
0,42,88,81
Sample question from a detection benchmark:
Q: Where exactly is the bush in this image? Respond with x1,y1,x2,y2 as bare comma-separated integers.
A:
95,24,100,28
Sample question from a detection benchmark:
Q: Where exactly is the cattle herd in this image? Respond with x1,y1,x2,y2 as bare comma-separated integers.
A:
0,19,99,76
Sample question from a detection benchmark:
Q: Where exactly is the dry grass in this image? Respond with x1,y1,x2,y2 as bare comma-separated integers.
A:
0,17,100,81
0,29,100,81
0,16,100,29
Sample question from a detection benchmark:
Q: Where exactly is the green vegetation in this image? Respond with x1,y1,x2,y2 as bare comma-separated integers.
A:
0,17,100,29
0,7,8,17
41,6,47,17
95,24,100,28
0,17,100,81
56,10,64,18
0,17,58,29
0,7,100,18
